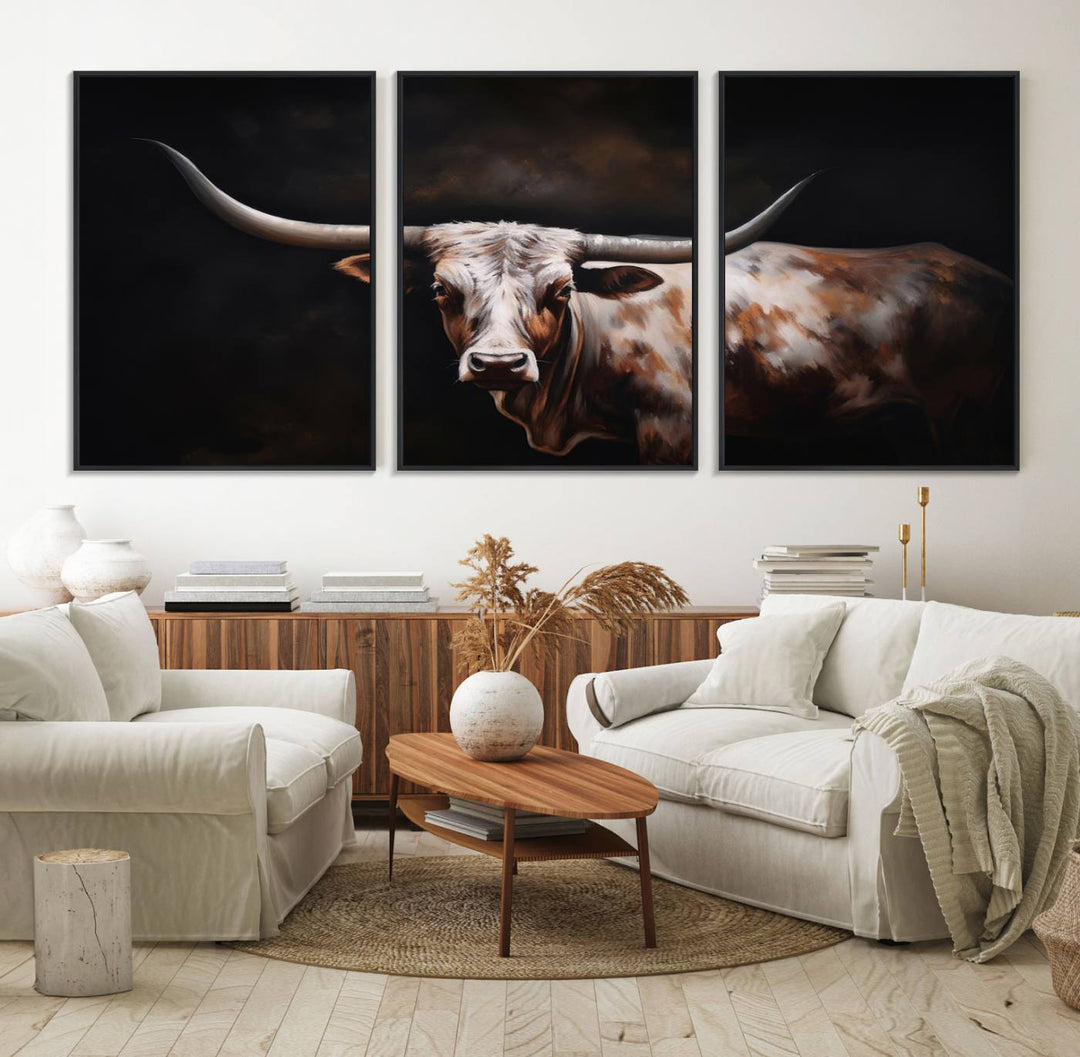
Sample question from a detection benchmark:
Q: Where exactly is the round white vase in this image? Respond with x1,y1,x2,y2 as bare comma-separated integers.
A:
449,670,544,762
61,540,152,603
6,505,88,605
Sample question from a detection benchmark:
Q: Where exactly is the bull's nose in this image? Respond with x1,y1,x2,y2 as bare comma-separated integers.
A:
466,350,532,373
468,353,488,373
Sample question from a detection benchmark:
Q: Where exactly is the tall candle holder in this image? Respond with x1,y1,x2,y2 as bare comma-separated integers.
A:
917,486,930,601
898,523,911,601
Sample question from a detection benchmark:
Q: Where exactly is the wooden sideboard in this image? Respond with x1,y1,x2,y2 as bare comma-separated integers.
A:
20,606,757,799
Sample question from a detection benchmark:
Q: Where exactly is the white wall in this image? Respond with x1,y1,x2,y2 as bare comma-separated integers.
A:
2,0,1078,615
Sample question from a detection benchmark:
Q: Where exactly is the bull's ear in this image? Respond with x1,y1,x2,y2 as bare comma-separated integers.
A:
334,254,371,283
402,256,434,295
573,264,664,298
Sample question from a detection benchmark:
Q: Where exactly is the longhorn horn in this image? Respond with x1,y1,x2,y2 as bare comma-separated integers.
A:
402,226,427,251
580,233,692,263
724,171,821,254
141,140,371,251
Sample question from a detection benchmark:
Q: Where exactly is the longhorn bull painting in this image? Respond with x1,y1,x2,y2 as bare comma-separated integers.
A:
75,73,375,469
721,72,1018,469
397,73,697,468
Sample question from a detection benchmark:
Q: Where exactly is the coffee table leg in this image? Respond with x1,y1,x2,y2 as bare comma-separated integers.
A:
499,808,516,957
636,816,657,948
388,772,399,884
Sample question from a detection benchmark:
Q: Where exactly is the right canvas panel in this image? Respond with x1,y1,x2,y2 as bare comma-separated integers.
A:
721,72,1018,469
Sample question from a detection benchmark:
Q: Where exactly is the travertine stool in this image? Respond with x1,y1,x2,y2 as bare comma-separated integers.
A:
33,849,133,997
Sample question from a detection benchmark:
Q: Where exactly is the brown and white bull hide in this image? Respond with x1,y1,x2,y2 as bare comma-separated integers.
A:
339,222,693,464
724,242,1013,457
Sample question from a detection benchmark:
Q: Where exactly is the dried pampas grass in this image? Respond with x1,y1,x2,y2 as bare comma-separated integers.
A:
453,535,688,673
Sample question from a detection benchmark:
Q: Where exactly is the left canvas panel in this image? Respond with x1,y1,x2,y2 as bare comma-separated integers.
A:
75,73,376,469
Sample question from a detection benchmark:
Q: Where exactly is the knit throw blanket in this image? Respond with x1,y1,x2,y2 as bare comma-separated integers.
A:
855,656,1080,962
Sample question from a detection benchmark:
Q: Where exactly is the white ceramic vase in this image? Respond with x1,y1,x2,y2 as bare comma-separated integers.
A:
61,540,152,603
449,670,544,762
6,505,88,605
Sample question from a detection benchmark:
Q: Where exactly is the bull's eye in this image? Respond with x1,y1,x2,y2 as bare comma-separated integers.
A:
554,285,573,302
431,282,447,299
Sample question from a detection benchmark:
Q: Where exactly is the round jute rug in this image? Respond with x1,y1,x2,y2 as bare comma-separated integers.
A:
231,856,848,979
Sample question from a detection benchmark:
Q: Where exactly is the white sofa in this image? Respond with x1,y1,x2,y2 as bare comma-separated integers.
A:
567,596,1080,941
0,595,361,941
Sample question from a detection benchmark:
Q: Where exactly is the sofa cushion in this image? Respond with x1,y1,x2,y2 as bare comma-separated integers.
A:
685,606,845,718
760,594,925,717
136,705,362,787
265,739,328,833
589,705,852,804
589,659,714,729
902,602,1080,710
68,592,162,721
0,608,110,721
698,729,853,837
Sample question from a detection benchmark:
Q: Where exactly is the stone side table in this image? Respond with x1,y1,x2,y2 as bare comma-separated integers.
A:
34,849,133,997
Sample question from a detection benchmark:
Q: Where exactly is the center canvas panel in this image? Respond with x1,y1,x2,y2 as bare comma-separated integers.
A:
396,73,697,470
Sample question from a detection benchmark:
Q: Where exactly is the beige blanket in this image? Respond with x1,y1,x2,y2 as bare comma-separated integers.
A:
856,656,1080,961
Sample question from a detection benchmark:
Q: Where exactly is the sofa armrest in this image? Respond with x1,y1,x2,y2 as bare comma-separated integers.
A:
0,721,265,816
567,658,714,749
160,668,356,725
847,728,946,939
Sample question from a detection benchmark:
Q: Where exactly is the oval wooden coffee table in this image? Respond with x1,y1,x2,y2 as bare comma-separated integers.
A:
386,733,659,958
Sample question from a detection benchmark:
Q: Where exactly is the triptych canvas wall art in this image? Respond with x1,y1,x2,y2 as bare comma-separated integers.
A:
74,70,1017,472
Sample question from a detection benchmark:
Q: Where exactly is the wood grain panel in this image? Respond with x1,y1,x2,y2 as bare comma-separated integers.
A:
146,607,757,800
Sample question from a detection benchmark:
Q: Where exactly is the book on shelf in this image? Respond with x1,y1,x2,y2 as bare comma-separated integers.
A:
309,587,430,604
175,573,293,589
189,560,288,575
299,600,438,613
165,589,299,603
423,807,588,841
761,545,879,557
322,571,424,589
753,559,872,571
164,600,300,612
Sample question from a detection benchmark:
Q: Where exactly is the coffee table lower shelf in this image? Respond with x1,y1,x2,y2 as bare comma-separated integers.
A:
398,795,638,861
391,793,656,957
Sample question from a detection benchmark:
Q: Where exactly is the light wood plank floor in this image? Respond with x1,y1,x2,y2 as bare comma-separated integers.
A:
3,825,1078,1057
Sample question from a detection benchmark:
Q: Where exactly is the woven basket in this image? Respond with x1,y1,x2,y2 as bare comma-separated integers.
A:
1034,849,1080,1009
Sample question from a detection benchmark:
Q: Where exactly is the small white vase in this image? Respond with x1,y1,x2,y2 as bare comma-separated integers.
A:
450,670,544,762
6,505,88,605
61,540,152,603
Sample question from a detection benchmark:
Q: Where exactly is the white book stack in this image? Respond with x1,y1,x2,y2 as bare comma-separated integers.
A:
753,545,879,599
299,571,438,613
164,561,299,612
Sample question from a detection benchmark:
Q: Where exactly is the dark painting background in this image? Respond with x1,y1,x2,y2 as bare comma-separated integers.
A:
399,73,696,468
722,73,1017,468
76,73,373,468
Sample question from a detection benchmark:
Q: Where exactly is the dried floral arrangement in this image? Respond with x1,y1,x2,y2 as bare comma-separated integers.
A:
453,534,688,673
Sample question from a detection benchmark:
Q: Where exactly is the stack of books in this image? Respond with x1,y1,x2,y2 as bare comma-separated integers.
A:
753,545,878,598
164,560,298,612
424,797,588,841
299,571,437,613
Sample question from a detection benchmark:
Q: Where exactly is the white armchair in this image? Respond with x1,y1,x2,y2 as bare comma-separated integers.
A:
0,600,361,942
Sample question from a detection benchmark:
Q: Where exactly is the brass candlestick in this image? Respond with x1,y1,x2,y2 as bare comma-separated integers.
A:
898,523,911,601
917,486,930,601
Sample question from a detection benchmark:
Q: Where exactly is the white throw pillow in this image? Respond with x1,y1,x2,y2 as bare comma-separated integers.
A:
903,601,1080,711
68,591,162,722
0,607,110,721
684,606,845,718
760,594,925,716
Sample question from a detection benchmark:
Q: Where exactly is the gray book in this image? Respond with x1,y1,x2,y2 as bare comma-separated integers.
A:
166,588,299,603
299,599,438,613
322,571,424,588
176,573,293,589
309,588,430,603
190,560,287,575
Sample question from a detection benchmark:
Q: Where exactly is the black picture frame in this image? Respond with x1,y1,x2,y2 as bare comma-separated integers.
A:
397,70,698,471
719,71,1020,471
74,70,376,470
